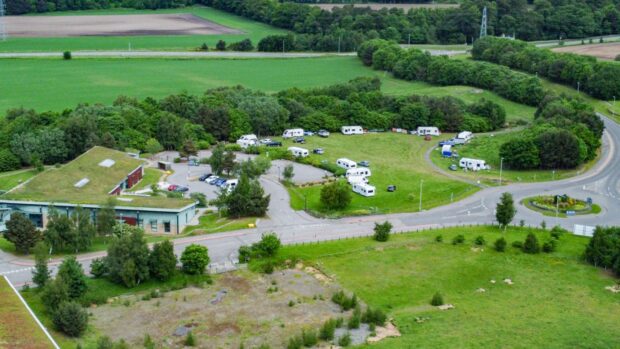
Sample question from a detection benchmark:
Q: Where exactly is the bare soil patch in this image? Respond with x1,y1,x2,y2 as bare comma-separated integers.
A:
314,3,459,11
89,270,343,348
552,42,620,60
4,13,243,37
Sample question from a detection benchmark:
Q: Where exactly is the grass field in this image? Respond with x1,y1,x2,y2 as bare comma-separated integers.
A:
429,131,598,185
0,6,287,52
130,167,164,191
0,276,54,349
273,226,620,348
282,133,479,216
182,211,255,235
0,168,39,191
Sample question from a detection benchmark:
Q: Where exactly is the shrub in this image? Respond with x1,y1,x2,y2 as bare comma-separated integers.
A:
332,290,357,311
96,336,114,349
319,319,337,341
616,54,620,62
301,329,318,347
144,334,155,349
254,232,281,257
180,244,210,275
373,221,392,242
63,51,72,60
149,240,177,281
494,237,507,252
216,40,226,50
347,306,361,329
57,257,88,299
430,292,444,306
362,307,387,326
550,225,565,239
41,278,69,313
452,234,465,245
320,180,351,210
184,331,196,346
435,235,443,242
190,192,207,207
199,43,208,51
338,332,352,347
52,301,88,337
287,335,303,349
90,258,108,278
542,239,557,253
238,245,252,263
474,235,486,246
511,241,524,249
523,233,541,254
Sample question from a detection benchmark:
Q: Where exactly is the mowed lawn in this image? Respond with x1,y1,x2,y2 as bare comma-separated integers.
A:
0,6,287,52
284,133,479,215
276,226,620,348
0,168,39,191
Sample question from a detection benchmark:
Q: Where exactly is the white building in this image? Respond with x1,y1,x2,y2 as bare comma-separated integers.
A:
417,126,440,136
288,147,309,158
341,126,364,135
459,157,489,171
336,158,357,169
282,128,304,138
352,183,376,197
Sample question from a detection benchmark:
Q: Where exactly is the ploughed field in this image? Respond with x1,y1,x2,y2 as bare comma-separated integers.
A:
3,13,242,37
314,3,459,10
552,42,620,60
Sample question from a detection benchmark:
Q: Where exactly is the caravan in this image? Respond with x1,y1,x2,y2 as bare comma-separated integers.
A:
417,126,440,136
347,175,369,185
441,144,452,157
288,147,309,158
346,168,371,178
352,183,376,197
459,157,489,171
341,126,364,135
282,128,304,139
336,158,357,169
456,131,473,142
236,134,258,149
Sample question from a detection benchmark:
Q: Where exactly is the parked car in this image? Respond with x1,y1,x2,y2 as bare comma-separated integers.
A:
215,178,227,187
266,141,282,147
167,184,178,191
259,138,273,144
304,131,314,136
293,137,305,144
438,140,456,146
199,173,212,181
207,176,219,184
318,130,330,138
313,148,324,155
358,160,370,167
188,158,200,166
387,185,397,192
174,186,189,193
449,164,458,171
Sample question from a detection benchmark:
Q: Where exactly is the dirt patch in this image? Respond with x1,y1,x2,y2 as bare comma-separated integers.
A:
605,284,620,293
552,42,620,60
4,13,243,38
367,320,401,343
314,3,458,11
89,269,343,348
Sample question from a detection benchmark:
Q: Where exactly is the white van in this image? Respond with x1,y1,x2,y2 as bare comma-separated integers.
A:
417,126,440,136
282,128,304,139
347,175,369,185
341,126,364,135
352,183,376,197
236,134,258,149
459,157,489,171
288,147,309,158
346,168,371,178
336,158,357,169
224,179,238,192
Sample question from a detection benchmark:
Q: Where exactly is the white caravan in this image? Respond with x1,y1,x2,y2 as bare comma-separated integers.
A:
457,131,473,141
288,147,309,158
346,167,371,178
282,128,304,139
417,126,440,136
347,175,369,185
459,157,489,171
352,183,376,197
236,134,258,149
341,126,364,135
336,158,357,169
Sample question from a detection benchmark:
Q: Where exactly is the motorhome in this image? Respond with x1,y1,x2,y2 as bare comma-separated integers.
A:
346,168,371,178
441,144,452,157
288,147,309,158
456,131,473,142
459,157,489,171
336,158,357,169
347,175,369,185
282,128,304,139
417,126,440,136
352,183,376,197
236,134,258,149
341,126,364,135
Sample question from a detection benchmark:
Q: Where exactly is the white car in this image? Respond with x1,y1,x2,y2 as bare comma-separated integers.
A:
206,176,219,184
259,138,273,144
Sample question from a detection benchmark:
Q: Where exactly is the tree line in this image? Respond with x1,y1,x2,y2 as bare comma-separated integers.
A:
472,36,620,100
0,77,508,173
585,226,620,276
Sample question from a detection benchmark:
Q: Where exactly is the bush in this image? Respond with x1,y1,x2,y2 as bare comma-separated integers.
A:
287,335,303,349
320,180,351,210
229,38,254,51
332,290,357,311
149,240,177,281
338,332,352,347
373,221,392,242
319,319,337,341
474,235,486,246
523,233,541,254
347,306,361,329
90,258,108,278
63,51,72,60
301,329,318,347
216,40,226,50
254,232,281,257
494,237,507,252
238,245,252,263
550,225,565,240
362,307,387,326
511,241,524,249
190,192,207,207
199,43,208,51
430,292,444,306
184,331,196,346
435,235,443,242
542,239,557,253
180,244,210,275
452,234,465,245
52,301,88,337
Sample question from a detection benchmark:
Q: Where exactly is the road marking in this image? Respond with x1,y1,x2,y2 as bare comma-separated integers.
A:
0,267,33,275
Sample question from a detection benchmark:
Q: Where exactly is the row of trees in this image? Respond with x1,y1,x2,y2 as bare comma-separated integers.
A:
584,226,620,276
472,36,620,100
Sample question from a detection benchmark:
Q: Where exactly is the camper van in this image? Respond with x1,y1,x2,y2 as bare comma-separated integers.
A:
456,131,473,142
417,126,440,136
441,144,452,157
459,157,489,171
346,168,371,178
236,134,258,149
288,147,309,158
336,158,357,169
341,126,364,135
347,175,369,185
282,128,304,139
352,183,376,197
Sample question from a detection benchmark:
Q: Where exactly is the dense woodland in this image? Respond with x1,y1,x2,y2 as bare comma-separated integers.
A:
0,78,508,172
472,36,620,100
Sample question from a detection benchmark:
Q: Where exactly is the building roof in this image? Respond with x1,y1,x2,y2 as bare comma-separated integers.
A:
2,146,193,209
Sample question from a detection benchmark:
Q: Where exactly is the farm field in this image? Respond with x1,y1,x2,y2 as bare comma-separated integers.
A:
0,7,286,52
314,3,459,10
283,133,479,216
552,42,620,60
274,226,620,348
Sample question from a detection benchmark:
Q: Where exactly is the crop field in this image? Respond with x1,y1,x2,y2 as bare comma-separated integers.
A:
275,226,620,348
284,133,479,216
0,7,286,52
552,42,620,60
314,3,459,10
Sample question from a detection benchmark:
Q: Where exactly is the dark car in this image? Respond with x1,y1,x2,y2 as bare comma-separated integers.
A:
215,178,227,187
313,148,324,155
174,186,189,193
293,137,305,144
266,141,282,147
199,173,212,181
358,160,370,167
387,185,397,192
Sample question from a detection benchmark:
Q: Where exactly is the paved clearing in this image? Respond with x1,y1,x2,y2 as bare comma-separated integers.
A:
90,269,344,348
3,13,243,37
314,3,458,10
552,42,620,60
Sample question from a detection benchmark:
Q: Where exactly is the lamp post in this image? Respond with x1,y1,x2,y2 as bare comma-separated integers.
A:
499,157,504,186
419,179,424,212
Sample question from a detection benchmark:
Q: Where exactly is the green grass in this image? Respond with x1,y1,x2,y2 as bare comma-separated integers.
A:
0,6,287,52
281,133,478,216
183,211,256,235
130,168,164,191
430,131,598,185
273,226,620,348
0,168,39,191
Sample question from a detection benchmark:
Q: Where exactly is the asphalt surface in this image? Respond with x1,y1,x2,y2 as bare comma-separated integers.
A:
1,115,619,286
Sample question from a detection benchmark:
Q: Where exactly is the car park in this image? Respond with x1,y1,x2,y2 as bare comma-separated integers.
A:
358,160,370,167
199,173,212,181
293,137,306,144
318,130,330,137
313,148,324,155
266,141,282,147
